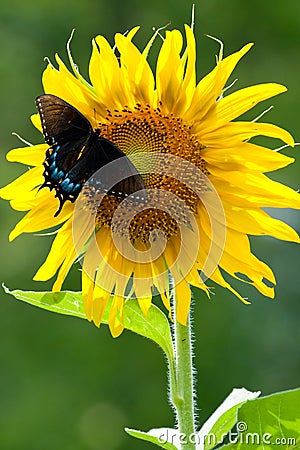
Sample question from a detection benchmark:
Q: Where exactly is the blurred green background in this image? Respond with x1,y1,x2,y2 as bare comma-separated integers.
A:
0,0,300,449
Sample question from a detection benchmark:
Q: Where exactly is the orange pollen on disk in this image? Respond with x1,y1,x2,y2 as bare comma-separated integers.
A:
85,104,207,243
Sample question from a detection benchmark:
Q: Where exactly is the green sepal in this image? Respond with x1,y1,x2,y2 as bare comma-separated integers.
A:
66,29,96,94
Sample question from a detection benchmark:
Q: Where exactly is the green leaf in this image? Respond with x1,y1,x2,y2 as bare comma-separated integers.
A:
2,284,87,318
123,298,174,361
204,404,244,449
2,285,173,359
202,388,260,450
220,388,300,449
125,427,178,450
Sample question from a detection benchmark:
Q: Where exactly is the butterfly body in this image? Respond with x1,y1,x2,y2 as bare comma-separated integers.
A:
35,94,145,216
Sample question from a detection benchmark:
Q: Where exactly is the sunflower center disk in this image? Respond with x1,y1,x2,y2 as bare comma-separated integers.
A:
88,104,207,244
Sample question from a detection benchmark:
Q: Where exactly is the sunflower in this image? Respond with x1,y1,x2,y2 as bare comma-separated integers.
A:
1,24,300,337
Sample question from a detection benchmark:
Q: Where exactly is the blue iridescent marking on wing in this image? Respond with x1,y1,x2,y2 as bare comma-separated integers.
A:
60,178,75,193
71,183,82,194
51,147,59,159
51,167,58,178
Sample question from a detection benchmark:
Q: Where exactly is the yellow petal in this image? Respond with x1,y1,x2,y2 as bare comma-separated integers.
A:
182,25,196,100
137,296,152,317
198,121,294,147
7,143,47,166
160,292,171,312
204,219,276,297
42,56,106,123
220,249,275,298
173,24,196,115
209,266,250,304
197,206,275,297
166,230,206,291
184,43,253,122
10,189,54,212
115,33,155,105
150,255,169,296
175,280,191,325
92,286,112,327
95,257,117,297
52,246,77,291
31,113,42,132
133,242,154,307
0,167,42,201
163,240,180,281
197,83,287,134
9,198,73,241
210,171,300,209
33,217,74,281
156,29,184,112
108,295,124,337
82,270,94,321
203,142,294,172
185,265,208,294
89,35,125,110
221,201,300,242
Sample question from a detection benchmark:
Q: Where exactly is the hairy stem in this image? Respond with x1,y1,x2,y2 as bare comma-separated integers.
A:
169,295,196,450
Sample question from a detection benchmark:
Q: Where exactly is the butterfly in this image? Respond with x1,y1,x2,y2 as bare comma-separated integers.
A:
35,94,145,216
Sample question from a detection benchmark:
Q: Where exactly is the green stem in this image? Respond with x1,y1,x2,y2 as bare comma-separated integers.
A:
169,297,196,449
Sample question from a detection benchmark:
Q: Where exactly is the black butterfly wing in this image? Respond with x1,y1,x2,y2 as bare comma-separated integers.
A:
36,94,93,178
36,94,91,147
35,94,145,216
36,95,94,214
72,136,146,199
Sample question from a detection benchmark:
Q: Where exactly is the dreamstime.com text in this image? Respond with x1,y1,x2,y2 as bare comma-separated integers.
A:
158,422,297,446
